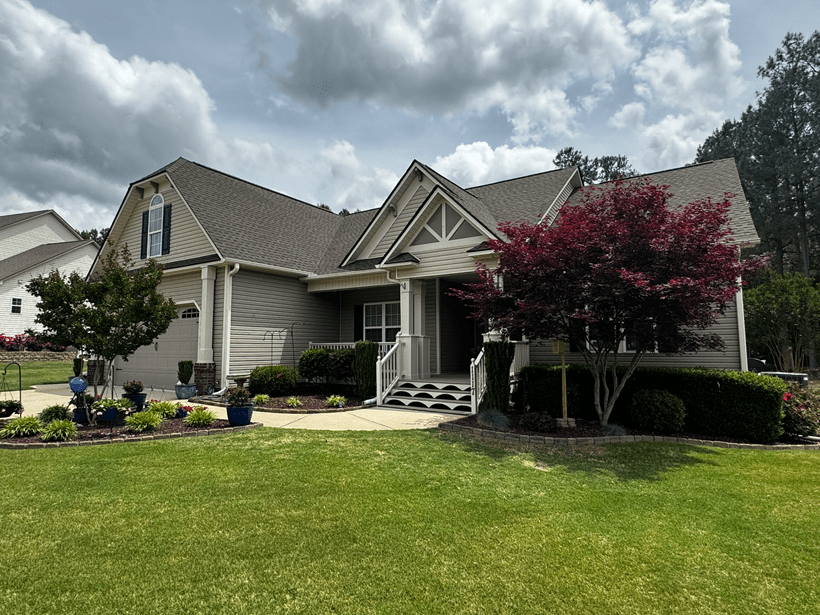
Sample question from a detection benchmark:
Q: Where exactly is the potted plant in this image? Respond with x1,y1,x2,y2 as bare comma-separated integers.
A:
92,398,133,422
122,380,147,411
175,361,197,399
69,357,83,384
225,386,253,426
0,399,23,418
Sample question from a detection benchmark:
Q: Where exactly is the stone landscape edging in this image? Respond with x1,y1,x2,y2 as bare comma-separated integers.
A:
438,421,820,451
0,422,263,450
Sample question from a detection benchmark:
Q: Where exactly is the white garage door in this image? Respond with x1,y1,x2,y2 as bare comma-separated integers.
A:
114,307,199,390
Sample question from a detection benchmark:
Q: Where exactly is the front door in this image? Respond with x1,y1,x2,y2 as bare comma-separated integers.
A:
439,281,482,373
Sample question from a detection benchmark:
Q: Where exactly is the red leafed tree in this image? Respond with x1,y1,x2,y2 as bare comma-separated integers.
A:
456,178,760,425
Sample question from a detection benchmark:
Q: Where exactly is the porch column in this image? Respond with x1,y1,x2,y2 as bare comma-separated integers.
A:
197,266,216,363
397,279,430,379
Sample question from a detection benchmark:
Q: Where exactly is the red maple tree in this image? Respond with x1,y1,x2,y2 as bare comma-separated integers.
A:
457,178,760,425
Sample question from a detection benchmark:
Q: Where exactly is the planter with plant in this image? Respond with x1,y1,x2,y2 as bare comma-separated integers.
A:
70,357,84,383
225,386,253,426
122,380,147,411
92,398,133,423
175,361,196,399
0,399,23,418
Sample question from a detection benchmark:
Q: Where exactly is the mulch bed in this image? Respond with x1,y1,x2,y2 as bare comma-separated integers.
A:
451,414,813,446
256,394,364,413
0,417,236,445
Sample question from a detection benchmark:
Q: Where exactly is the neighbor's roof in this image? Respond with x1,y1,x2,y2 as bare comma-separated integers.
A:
562,158,759,246
0,210,51,231
0,240,97,282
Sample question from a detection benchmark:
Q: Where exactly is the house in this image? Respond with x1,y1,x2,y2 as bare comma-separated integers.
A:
92,157,759,411
0,210,99,336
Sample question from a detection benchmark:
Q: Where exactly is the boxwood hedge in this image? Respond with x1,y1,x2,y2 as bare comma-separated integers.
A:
520,364,786,443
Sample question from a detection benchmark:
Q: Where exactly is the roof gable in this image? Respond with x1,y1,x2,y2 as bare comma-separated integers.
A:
0,240,98,282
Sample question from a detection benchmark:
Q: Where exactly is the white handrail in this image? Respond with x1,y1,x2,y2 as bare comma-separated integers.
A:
470,348,486,414
310,341,395,355
376,338,402,405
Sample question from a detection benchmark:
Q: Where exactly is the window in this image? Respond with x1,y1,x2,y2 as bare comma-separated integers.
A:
148,194,164,257
180,307,200,319
364,302,400,342
11,298,21,314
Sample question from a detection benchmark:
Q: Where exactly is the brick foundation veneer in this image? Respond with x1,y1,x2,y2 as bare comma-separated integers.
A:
194,362,216,395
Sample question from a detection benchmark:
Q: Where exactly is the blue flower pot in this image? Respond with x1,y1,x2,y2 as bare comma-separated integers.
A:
73,408,89,424
226,406,253,426
175,409,189,419
122,393,147,412
100,406,119,421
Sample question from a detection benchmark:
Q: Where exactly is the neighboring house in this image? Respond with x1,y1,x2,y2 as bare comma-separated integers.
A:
0,211,99,336
92,157,759,411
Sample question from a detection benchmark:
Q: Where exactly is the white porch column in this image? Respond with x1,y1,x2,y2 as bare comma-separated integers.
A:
397,279,430,379
197,266,216,363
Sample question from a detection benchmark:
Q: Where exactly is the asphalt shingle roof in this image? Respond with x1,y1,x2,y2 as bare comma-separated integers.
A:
0,210,50,231
0,240,96,282
562,158,759,245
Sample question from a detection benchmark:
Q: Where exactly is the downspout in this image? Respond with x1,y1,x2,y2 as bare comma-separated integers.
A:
736,276,749,372
219,263,240,392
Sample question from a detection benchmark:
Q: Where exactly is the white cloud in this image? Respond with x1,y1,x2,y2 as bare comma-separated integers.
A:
432,142,557,187
316,141,399,211
609,102,646,129
255,0,639,143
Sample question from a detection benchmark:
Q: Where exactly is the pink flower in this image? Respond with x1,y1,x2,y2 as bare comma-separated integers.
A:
784,392,793,402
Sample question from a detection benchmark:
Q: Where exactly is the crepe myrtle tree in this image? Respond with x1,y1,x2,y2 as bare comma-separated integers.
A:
455,178,761,426
27,246,177,404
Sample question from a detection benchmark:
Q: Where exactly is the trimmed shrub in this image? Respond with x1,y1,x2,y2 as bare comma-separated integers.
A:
781,384,820,437
41,419,77,442
629,389,686,434
329,348,355,382
184,407,216,428
177,360,194,384
125,411,163,433
249,365,297,397
484,341,515,412
38,404,69,424
519,364,594,420
299,348,330,383
354,341,378,399
518,412,557,433
1,416,43,438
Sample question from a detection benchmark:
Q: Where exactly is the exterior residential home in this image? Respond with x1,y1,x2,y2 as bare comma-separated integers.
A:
0,210,99,336
92,157,759,412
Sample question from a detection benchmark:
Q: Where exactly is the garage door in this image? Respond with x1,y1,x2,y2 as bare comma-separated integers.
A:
114,307,199,390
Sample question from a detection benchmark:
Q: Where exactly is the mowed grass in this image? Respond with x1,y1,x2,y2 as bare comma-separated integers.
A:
0,360,73,389
2,429,819,614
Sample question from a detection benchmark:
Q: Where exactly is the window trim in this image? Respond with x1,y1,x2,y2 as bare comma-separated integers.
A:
148,194,165,258
11,298,21,314
363,301,400,343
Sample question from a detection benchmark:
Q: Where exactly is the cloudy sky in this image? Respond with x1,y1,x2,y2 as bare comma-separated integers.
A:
0,0,817,231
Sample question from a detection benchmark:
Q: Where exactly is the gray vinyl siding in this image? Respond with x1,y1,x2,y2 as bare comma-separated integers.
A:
118,182,214,267
426,283,437,374
529,299,743,370
228,269,339,375
158,271,201,304
339,286,400,342
213,267,224,382
371,185,429,258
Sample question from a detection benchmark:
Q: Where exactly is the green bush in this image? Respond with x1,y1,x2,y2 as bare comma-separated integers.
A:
177,360,194,384
781,384,820,437
518,412,557,433
326,395,346,407
253,394,270,406
523,364,786,443
484,341,515,412
299,348,330,383
287,396,303,408
249,365,297,397
329,348,355,382
41,419,77,442
354,341,378,399
146,400,179,419
125,411,163,433
184,408,216,428
38,404,69,424
1,416,43,438
629,389,686,434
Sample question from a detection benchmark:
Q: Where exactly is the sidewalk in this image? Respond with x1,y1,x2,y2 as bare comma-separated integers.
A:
9,384,462,431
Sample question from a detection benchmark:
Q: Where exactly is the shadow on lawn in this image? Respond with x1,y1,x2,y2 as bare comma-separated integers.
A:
443,433,723,482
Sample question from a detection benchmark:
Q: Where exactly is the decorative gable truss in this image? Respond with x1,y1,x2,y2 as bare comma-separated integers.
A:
408,202,483,248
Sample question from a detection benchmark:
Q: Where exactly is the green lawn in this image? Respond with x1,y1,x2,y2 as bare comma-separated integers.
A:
2,429,819,614
0,360,72,390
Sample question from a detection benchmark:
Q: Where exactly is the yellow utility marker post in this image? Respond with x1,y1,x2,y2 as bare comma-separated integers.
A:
552,340,575,428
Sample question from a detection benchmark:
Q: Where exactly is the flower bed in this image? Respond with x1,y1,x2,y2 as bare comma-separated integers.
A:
256,394,363,413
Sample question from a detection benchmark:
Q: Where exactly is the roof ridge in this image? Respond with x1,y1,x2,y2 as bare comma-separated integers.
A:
180,159,341,216
465,166,573,191
593,158,734,186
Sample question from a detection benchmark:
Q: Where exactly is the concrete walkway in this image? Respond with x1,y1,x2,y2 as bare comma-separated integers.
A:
8,384,463,431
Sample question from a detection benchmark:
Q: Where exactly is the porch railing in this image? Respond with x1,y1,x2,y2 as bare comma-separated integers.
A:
310,341,395,356
376,339,402,405
470,348,486,415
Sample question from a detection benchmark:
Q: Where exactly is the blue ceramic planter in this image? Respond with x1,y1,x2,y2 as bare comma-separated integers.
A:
100,406,119,421
226,405,253,426
122,393,147,412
